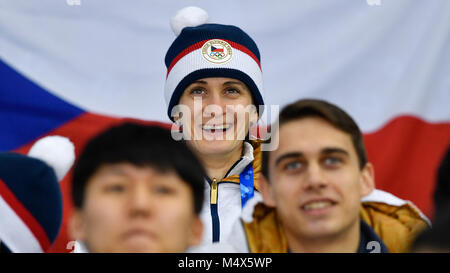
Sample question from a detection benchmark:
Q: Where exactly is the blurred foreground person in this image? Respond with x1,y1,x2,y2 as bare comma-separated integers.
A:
0,136,74,252
70,123,206,253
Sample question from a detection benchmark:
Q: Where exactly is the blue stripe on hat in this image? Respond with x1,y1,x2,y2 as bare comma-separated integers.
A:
167,68,264,121
0,153,63,245
165,24,261,68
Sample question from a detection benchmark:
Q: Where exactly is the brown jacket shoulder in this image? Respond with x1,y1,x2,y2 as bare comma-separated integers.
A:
243,201,428,253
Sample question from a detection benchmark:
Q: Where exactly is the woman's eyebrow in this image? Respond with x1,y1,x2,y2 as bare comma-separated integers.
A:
223,81,245,86
192,80,208,84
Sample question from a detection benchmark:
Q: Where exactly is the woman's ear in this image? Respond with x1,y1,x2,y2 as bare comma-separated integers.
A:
249,105,258,127
172,111,183,132
173,111,181,123
248,106,259,139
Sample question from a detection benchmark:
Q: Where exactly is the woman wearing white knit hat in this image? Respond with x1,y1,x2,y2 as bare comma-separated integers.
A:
164,6,265,244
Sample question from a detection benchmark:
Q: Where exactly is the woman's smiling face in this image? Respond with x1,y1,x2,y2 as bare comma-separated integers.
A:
177,77,257,158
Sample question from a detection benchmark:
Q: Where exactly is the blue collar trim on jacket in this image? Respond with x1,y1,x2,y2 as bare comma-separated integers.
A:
358,219,389,253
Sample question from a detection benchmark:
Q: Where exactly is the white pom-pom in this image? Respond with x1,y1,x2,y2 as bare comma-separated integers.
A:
170,6,209,36
28,136,75,182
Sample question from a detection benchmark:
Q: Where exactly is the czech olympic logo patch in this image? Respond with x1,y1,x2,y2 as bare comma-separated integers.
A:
201,39,233,64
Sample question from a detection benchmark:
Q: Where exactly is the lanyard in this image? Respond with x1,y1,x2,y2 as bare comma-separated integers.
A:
239,163,255,208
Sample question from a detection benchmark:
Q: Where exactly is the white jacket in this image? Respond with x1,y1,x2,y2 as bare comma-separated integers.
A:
197,142,260,245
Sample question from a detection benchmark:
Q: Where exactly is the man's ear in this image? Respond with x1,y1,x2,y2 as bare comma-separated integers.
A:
259,174,276,207
69,209,87,242
360,162,375,198
188,216,203,247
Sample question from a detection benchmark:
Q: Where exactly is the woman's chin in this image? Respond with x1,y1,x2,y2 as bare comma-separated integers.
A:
192,139,240,156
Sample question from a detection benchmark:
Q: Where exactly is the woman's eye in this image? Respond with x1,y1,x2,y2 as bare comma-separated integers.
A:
225,88,240,95
190,89,205,96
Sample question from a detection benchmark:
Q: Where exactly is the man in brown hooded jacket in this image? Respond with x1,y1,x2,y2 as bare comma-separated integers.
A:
229,99,428,253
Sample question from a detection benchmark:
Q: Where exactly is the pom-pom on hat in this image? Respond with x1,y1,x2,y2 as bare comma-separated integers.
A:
164,6,264,121
0,136,75,253
28,136,75,181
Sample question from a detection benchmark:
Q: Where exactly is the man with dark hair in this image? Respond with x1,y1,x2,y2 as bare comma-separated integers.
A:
69,122,206,253
229,99,428,253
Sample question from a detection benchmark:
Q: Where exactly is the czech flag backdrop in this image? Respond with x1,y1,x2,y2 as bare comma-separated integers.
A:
1,0,449,252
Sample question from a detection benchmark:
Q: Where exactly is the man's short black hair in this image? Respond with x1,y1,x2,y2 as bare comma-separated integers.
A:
72,122,205,214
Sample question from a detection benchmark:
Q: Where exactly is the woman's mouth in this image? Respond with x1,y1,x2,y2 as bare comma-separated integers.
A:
201,123,232,134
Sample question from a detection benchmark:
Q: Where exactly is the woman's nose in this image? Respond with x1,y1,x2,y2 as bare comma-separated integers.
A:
203,93,226,118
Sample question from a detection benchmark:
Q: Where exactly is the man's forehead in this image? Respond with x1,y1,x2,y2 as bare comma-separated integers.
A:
273,117,356,158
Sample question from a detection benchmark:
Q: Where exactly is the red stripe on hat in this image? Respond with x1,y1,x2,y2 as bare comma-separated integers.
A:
0,178,51,252
166,40,205,78
166,39,262,78
227,40,261,70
